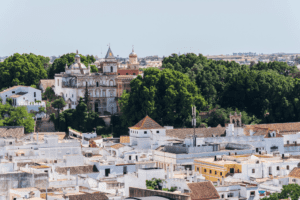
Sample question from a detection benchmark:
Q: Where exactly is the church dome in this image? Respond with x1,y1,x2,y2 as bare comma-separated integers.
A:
69,62,86,69
75,54,80,58
129,52,137,57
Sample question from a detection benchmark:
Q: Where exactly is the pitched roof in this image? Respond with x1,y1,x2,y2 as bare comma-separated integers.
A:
39,79,55,89
0,86,30,94
130,115,164,130
105,47,115,59
111,143,124,149
55,165,98,175
187,181,220,200
244,122,300,136
289,167,300,178
0,126,24,138
166,127,226,139
68,193,108,200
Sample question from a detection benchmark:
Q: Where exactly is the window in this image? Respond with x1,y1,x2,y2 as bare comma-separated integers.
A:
126,73,128,75
287,140,289,144
221,194,224,198
118,73,120,75
96,82,99,87
129,156,131,160
144,131,147,134
34,92,36,97
252,169,255,173
220,172,222,176
156,131,159,133
293,179,296,182
215,171,217,175
72,94,73,97
228,193,233,198
204,169,206,173
196,167,199,171
250,191,255,196
12,91,15,93
287,165,290,170
277,166,280,171
133,73,136,75
210,170,212,174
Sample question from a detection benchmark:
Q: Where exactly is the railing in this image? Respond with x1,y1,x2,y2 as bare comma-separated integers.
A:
17,102,45,106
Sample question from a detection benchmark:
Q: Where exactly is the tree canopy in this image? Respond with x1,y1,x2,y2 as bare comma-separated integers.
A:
162,53,300,125
262,184,300,200
48,53,96,78
119,68,207,128
0,102,35,133
0,53,48,89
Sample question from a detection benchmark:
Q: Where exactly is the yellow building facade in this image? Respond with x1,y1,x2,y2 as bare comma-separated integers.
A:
194,158,242,182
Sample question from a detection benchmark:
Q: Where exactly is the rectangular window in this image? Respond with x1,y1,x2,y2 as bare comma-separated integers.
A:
220,172,222,176
144,131,147,134
133,73,136,75
215,171,217,175
156,131,159,133
34,92,36,97
252,169,255,173
12,91,15,93
210,170,212,174
126,73,128,75
277,166,280,171
196,167,199,171
204,169,206,173
250,191,255,196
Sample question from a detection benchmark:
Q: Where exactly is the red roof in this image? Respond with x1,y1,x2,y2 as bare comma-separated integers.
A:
130,115,163,130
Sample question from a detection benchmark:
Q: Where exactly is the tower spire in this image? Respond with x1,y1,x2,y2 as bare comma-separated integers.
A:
132,45,134,52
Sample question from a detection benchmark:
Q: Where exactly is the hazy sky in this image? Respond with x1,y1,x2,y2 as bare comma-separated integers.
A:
1,0,300,58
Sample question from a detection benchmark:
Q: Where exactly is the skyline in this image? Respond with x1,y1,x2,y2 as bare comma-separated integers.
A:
1,0,300,57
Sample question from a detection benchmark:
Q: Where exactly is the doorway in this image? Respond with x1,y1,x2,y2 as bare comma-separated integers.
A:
230,168,234,173
95,103,98,112
105,168,110,177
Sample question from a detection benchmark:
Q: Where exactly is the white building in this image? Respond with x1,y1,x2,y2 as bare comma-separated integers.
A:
0,86,44,112
54,49,118,114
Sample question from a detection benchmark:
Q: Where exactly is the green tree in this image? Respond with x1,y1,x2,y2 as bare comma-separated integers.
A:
262,184,300,200
84,83,89,107
90,65,98,73
119,68,207,128
51,97,66,128
0,53,48,89
48,53,97,78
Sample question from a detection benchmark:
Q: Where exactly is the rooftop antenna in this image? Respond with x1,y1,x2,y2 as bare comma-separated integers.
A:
192,105,196,147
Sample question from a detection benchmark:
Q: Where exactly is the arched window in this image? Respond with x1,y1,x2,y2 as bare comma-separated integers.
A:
111,66,113,72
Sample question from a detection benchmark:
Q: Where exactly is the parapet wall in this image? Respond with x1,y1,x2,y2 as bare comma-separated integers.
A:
129,187,191,200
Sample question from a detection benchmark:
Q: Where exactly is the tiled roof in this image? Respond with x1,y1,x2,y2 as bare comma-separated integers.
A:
39,79,55,89
289,167,300,178
111,143,124,149
0,86,30,94
166,127,226,139
130,115,163,130
56,165,98,175
187,181,220,200
0,126,24,138
244,122,300,136
68,193,108,200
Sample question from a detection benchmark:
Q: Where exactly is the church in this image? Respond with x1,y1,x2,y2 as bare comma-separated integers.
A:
53,47,140,115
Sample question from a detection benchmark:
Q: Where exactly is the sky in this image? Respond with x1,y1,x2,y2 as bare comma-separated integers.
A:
0,0,300,58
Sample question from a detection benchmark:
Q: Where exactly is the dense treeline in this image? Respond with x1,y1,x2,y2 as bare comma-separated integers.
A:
162,53,300,125
0,53,48,89
119,68,207,128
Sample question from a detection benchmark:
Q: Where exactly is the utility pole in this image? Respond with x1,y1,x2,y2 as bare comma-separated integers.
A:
192,105,196,147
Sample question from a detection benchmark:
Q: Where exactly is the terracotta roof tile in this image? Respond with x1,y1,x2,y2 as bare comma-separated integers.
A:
244,122,300,136
68,193,108,200
0,126,24,138
130,115,163,130
166,127,226,139
39,79,55,89
289,167,300,178
187,181,220,200
111,143,124,149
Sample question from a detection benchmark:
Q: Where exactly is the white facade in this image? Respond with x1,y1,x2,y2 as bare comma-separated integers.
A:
0,86,44,112
53,49,118,114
